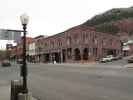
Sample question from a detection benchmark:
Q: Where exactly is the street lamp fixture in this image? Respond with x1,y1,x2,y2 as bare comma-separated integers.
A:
20,14,29,25
20,13,29,93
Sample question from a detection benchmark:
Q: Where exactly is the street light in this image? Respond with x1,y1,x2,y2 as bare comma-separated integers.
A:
20,13,29,93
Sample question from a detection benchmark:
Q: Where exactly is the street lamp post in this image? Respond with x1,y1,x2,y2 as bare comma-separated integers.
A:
20,13,29,93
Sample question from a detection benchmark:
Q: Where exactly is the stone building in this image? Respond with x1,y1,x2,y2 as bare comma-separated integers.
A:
40,25,122,63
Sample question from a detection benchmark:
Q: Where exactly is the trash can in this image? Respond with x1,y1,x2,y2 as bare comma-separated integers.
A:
10,79,23,100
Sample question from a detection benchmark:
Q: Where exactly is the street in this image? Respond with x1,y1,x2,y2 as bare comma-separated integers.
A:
0,60,133,100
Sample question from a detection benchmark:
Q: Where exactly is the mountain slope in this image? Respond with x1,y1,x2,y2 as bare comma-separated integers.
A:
83,6,133,34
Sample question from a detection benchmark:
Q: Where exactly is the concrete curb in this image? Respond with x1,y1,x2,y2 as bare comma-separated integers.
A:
0,85,37,100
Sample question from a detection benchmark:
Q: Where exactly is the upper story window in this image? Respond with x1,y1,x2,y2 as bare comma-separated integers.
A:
93,35,98,45
59,41,62,46
50,41,54,48
110,39,113,46
44,42,48,47
67,37,72,46
102,38,106,46
57,39,62,47
83,33,88,44
74,34,78,40
94,39,98,44
74,33,81,44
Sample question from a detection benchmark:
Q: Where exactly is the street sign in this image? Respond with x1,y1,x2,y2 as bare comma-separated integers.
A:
0,29,21,41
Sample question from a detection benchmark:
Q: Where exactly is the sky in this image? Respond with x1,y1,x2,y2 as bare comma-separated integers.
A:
0,0,133,49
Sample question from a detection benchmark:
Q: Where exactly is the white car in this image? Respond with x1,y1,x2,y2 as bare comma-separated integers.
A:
100,55,114,63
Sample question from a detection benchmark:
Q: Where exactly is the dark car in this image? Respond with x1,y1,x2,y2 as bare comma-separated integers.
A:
1,60,11,67
127,57,133,63
17,59,23,64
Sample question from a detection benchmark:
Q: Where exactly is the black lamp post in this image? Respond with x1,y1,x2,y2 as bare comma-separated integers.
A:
20,13,29,93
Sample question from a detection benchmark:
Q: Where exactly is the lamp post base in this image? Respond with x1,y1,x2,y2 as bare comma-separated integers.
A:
10,79,23,100
18,92,32,100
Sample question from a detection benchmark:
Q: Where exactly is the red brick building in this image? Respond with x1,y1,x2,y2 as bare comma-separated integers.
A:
40,25,121,63
10,37,33,60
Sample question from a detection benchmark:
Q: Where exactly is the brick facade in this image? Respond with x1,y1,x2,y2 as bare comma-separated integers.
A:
11,37,33,60
40,25,121,63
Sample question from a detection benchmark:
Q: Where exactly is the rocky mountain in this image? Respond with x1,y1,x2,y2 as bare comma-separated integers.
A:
83,6,133,35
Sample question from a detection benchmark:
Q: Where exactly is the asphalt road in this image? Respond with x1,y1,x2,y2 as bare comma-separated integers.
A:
0,60,133,100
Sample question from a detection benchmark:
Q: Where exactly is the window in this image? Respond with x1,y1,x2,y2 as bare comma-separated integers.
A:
44,43,47,47
102,38,106,46
110,39,113,46
67,37,72,46
73,34,79,44
94,39,97,44
83,33,88,44
50,41,54,48
58,39,62,47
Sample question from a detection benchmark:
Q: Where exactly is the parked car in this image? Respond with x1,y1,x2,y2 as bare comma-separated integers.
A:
100,55,115,63
1,60,11,67
127,57,133,63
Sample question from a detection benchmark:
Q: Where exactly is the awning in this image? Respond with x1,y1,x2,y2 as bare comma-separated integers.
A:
123,45,130,51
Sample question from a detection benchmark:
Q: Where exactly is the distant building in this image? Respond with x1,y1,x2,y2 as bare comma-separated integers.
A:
10,37,33,61
117,32,133,56
123,40,133,56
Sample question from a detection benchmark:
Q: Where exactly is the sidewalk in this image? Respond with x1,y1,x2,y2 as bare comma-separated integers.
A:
0,85,37,100
0,85,10,100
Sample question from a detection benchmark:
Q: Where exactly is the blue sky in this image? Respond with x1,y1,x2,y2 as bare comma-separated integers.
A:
0,0,133,49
